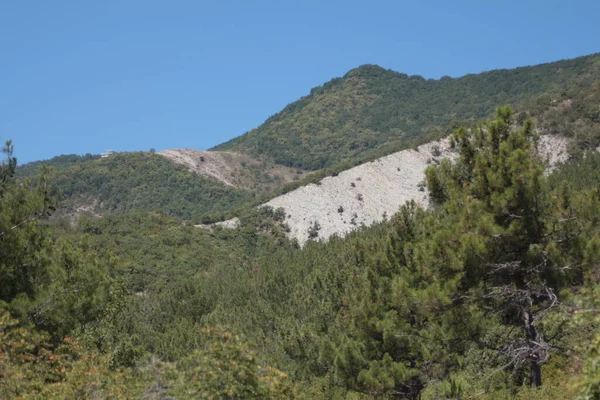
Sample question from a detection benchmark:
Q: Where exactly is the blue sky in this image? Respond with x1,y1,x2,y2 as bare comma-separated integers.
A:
2,1,599,164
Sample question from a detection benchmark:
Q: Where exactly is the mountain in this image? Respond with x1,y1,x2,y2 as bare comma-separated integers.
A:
17,53,600,226
213,53,600,170
6,55,600,398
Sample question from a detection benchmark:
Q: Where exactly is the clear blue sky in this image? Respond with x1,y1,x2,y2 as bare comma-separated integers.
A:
2,1,599,164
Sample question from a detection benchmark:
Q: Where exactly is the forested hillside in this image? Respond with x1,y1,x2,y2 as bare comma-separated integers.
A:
16,55,600,228
214,53,600,169
3,105,600,398
15,153,101,177
17,152,267,222
5,54,600,399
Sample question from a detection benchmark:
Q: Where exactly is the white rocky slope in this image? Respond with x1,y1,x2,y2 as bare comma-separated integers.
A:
267,139,455,245
211,135,569,246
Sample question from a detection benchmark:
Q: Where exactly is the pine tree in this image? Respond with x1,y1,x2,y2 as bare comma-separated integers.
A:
1,140,117,339
0,140,55,303
425,106,587,387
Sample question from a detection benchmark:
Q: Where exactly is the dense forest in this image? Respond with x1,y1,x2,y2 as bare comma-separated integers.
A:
3,105,600,398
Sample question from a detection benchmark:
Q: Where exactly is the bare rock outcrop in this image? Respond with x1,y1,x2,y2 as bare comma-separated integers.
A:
201,135,570,245
158,149,305,190
265,139,455,245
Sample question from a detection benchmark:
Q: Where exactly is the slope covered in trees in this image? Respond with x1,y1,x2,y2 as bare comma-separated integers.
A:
17,54,600,228
214,53,600,170
3,106,600,398
16,149,315,224
17,152,266,222
5,51,600,400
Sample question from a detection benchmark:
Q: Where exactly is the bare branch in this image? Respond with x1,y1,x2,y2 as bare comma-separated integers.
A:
0,215,41,238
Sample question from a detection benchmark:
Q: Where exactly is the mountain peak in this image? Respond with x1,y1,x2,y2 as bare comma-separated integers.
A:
214,53,600,171
344,64,388,76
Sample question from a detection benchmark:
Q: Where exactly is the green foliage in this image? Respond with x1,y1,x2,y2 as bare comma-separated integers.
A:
532,82,600,157
549,151,600,191
5,73,600,398
0,310,149,399
419,107,600,393
0,141,122,342
572,286,600,399
18,151,258,221
0,142,145,397
15,153,100,178
1,141,56,303
168,327,292,399
215,54,600,170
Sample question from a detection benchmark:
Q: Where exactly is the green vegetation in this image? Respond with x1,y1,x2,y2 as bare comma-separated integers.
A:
214,53,600,170
18,151,259,221
530,80,600,157
17,55,600,225
15,153,100,178
3,105,600,398
5,52,600,398
1,140,293,398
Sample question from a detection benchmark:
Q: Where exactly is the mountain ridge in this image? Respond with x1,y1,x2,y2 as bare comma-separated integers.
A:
16,52,600,225
213,53,600,169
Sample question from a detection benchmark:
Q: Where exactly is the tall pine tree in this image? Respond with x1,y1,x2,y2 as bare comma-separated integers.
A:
425,106,587,387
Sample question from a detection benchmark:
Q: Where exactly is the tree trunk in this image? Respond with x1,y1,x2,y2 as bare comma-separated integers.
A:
525,310,542,387
530,360,542,387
